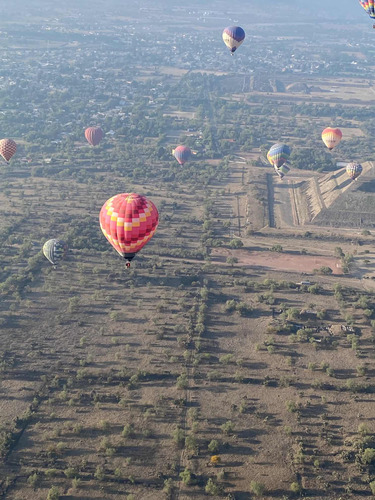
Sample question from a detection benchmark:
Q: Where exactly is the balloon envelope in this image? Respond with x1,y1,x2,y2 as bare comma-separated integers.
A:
173,145,192,165
322,128,342,150
267,143,291,168
346,162,363,181
99,193,159,264
222,26,245,53
0,139,17,162
85,127,104,146
43,239,67,266
359,0,375,19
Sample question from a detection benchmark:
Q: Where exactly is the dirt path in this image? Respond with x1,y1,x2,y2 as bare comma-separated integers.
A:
212,248,343,275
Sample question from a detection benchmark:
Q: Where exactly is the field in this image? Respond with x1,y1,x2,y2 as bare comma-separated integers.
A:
1,138,375,500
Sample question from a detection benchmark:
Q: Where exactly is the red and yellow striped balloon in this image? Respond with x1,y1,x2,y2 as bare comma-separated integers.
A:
99,193,159,266
0,138,17,162
321,128,342,151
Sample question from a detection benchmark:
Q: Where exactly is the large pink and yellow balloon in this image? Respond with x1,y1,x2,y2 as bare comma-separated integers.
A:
99,193,159,267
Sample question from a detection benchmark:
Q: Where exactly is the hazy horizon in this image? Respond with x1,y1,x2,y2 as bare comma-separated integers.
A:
0,0,366,24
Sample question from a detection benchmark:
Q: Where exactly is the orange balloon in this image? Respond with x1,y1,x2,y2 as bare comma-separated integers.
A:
322,128,342,150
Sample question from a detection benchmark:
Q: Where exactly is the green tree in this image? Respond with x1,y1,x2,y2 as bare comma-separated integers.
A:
221,420,235,435
27,473,38,488
315,266,333,275
205,478,223,496
163,478,174,497
122,423,135,438
290,482,302,494
334,247,344,258
180,468,193,485
47,486,60,500
176,373,188,390
172,427,184,448
72,478,81,491
362,448,375,465
64,467,77,478
94,465,105,481
229,239,243,249
250,480,265,496
226,256,238,266
208,439,220,453
185,435,198,453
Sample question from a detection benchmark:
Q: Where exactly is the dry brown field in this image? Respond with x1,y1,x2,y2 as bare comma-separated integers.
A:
1,144,375,500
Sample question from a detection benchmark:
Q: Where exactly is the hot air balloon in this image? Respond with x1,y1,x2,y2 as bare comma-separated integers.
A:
85,126,104,146
267,143,291,169
43,239,67,266
359,0,375,26
222,26,245,54
274,164,290,180
346,162,363,181
99,193,159,267
322,128,342,151
0,139,17,162
173,145,192,165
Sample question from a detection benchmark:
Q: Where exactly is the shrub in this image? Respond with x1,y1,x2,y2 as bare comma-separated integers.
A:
236,301,253,316
71,478,81,490
317,310,327,320
172,427,185,448
362,448,375,465
180,468,193,485
286,400,298,413
229,239,243,249
290,482,302,493
221,420,235,435
308,284,323,294
122,423,135,438
224,299,237,313
98,420,109,431
27,473,38,488
210,455,221,465
45,469,59,479
314,266,332,275
94,465,105,481
219,354,233,365
358,423,370,436
163,478,174,496
270,244,283,252
205,478,223,496
47,486,60,500
250,480,265,496
208,439,220,453
226,256,238,266
176,373,188,390
64,467,77,479
357,365,367,377
185,435,198,453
